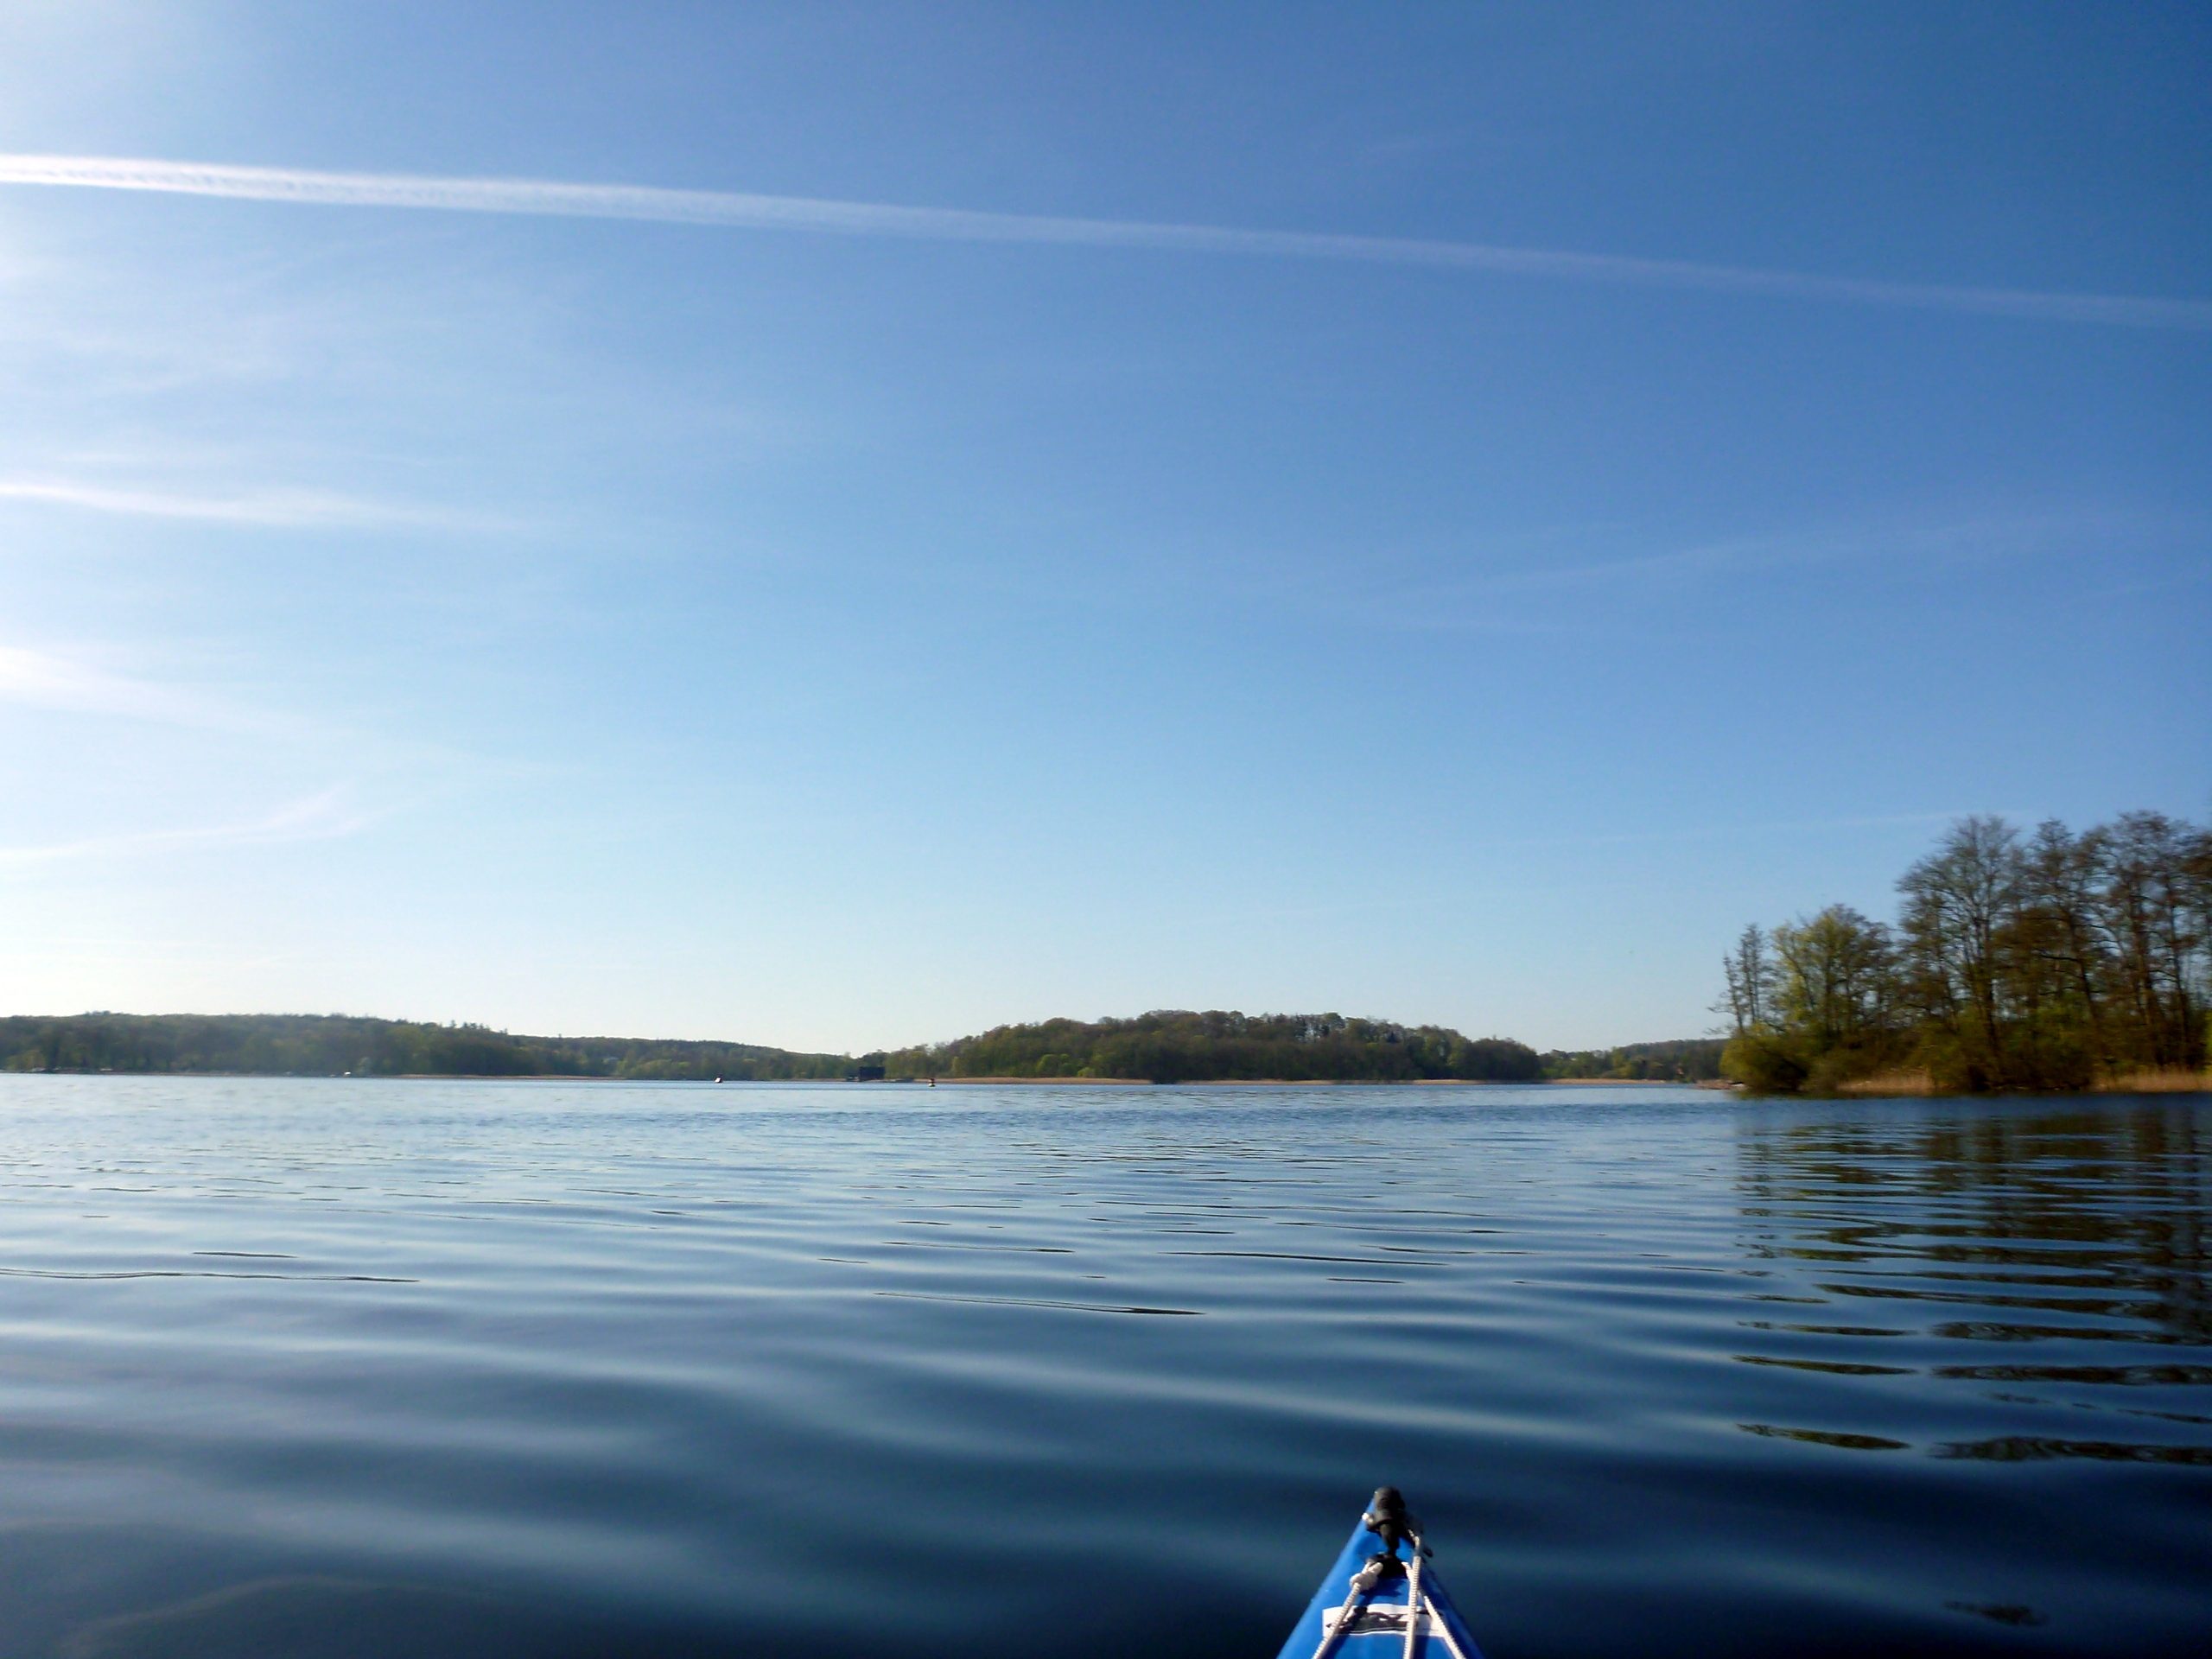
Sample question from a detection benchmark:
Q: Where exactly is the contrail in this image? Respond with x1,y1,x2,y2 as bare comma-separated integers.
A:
1,152,2206,331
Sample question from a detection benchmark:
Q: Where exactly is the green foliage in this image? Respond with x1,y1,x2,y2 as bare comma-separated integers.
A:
0,1013,848,1081
1541,1039,1726,1081
1721,1033,1809,1093
1771,906,1896,1049
1714,810,2211,1094
0,1009,1539,1087
880,1009,1541,1084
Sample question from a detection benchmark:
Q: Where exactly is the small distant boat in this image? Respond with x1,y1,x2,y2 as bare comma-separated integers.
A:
1277,1488,1484,1659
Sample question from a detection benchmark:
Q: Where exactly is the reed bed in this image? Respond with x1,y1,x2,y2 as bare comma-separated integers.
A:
2095,1068,2212,1094
1827,1067,2210,1097
1834,1069,1941,1096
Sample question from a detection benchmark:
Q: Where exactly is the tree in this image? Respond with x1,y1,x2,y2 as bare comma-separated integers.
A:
1717,810,2210,1093
1772,905,1896,1052
1897,816,2023,1089
1713,924,1773,1036
1722,905,1900,1093
2013,818,2115,1084
2100,812,2207,1071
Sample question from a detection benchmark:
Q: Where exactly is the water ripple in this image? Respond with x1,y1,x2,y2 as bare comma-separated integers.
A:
0,1077,2206,1657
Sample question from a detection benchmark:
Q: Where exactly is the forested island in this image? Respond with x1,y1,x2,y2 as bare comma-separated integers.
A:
874,1010,1539,1082
1718,810,2209,1095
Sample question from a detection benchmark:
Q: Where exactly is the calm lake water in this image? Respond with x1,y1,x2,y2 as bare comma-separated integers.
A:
0,1078,2205,1658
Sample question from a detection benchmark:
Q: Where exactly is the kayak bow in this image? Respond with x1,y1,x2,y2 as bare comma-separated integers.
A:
1275,1488,1484,1659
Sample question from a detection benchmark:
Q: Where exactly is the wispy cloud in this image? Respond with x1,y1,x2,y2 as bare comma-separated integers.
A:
0,641,308,735
1354,504,2207,632
0,477,500,531
0,785,369,868
2,154,2206,331
0,640,545,788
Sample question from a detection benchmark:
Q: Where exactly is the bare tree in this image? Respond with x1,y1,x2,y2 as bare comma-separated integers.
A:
1898,815,2022,1087
2016,819,2115,1075
2101,812,2207,1070
1713,923,1773,1036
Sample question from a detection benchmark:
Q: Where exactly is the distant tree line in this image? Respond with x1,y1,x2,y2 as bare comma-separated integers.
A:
874,1009,1541,1084
1718,812,2211,1093
0,1009,1672,1090
0,1013,849,1081
1541,1039,1726,1082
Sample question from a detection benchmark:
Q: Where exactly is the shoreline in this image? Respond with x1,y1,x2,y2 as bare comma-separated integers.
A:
6,1070,2201,1096
5,1069,1703,1085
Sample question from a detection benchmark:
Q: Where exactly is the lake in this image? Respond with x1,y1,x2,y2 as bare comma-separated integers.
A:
0,1077,2205,1657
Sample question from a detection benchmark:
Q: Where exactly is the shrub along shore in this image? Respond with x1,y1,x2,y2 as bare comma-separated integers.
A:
1717,811,2210,1095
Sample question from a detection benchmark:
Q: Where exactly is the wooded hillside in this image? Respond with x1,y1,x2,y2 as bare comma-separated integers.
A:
875,1009,1541,1083
0,1013,848,1081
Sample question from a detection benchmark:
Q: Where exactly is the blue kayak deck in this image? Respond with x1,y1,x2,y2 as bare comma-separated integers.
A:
1275,1517,1484,1659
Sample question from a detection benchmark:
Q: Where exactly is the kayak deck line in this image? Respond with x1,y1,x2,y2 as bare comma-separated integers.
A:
1276,1487,1485,1659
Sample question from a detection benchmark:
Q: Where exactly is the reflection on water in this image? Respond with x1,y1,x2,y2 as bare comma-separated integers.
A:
1735,1104,2211,1471
0,1077,2206,1658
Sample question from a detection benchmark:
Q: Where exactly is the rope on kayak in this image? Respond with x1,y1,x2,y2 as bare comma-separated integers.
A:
1306,1549,1398,1659
1403,1550,1422,1659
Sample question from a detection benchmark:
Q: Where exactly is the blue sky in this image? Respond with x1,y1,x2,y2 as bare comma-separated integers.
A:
0,3,2205,1053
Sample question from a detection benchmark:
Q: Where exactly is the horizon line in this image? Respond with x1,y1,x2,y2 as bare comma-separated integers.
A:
0,1006,1694,1059
0,153,2206,332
